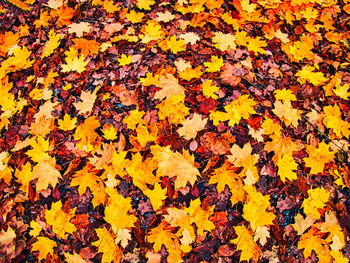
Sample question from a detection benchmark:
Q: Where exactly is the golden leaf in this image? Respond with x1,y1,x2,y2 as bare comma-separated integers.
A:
61,55,89,73
73,87,100,115
57,114,77,131
143,183,167,211
277,152,298,182
185,198,215,236
154,74,185,100
154,145,199,189
177,113,207,140
70,165,107,207
32,157,62,192
243,186,275,231
231,225,261,262
45,200,76,239
31,237,56,261
302,187,330,220
92,228,122,263
292,213,315,235
104,188,137,234
41,30,60,58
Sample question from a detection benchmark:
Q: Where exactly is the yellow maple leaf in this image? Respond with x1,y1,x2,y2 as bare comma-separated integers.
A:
140,20,165,44
284,35,315,62
15,162,33,195
333,83,350,99
61,55,89,73
165,35,186,54
0,152,12,185
241,0,257,12
295,66,327,86
153,145,199,189
0,45,34,74
123,108,146,130
177,113,207,140
323,104,350,138
156,95,190,125
45,200,76,238
246,36,267,55
102,124,118,140
212,32,236,51
0,77,16,113
330,250,348,263
177,65,203,81
70,165,107,207
126,10,144,23
272,100,301,127
277,153,298,182
274,88,297,101
29,221,42,237
140,72,160,86
32,157,62,192
300,6,319,20
143,183,167,211
298,228,332,263
302,187,330,220
124,152,158,191
264,134,302,163
34,11,50,28
57,114,77,131
74,116,101,153
136,0,155,10
31,237,56,261
92,228,122,263
130,123,158,150
224,94,256,126
147,221,183,262
104,188,138,234
304,142,335,175
118,54,133,66
202,79,219,99
209,161,246,205
205,0,224,10
154,74,185,100
243,186,275,231
204,55,224,72
231,225,262,262
185,198,215,236
41,30,60,58
317,211,345,251
164,207,193,232
73,87,100,115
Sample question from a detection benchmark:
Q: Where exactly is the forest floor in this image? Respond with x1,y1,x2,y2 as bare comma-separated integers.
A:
0,0,350,262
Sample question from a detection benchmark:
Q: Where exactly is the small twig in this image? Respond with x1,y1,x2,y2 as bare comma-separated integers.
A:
302,115,347,153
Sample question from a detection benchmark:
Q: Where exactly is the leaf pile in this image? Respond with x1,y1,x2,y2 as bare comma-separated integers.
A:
0,0,350,262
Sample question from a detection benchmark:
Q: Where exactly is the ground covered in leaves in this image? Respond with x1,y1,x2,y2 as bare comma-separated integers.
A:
0,0,350,262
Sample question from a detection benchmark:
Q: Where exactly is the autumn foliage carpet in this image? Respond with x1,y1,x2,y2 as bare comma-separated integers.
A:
0,0,350,262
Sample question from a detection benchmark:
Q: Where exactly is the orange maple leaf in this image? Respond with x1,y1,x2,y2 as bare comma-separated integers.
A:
53,5,75,26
